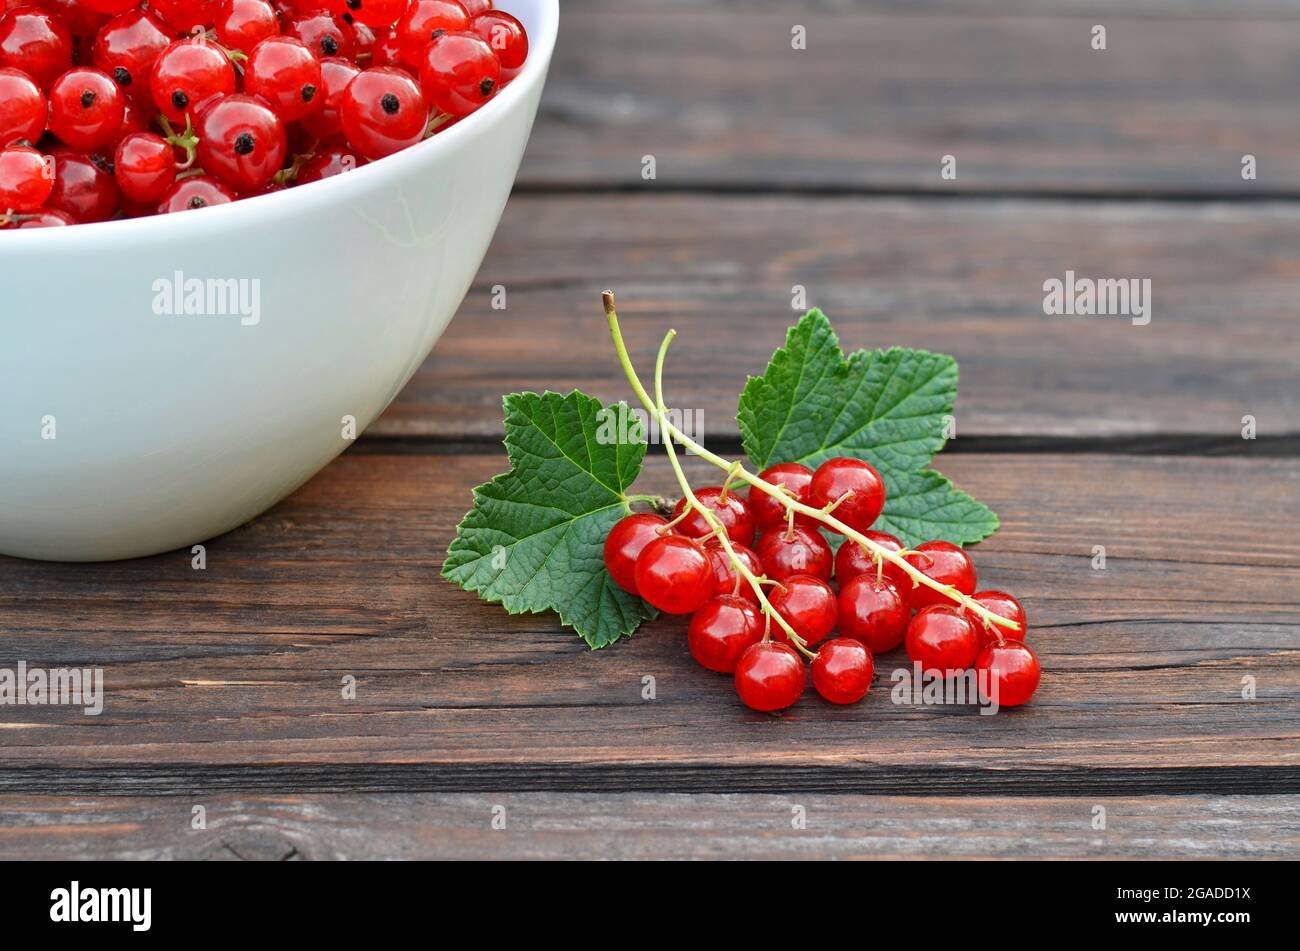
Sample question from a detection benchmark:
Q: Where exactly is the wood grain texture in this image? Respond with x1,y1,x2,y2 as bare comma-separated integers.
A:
0,793,1294,861
523,3,1300,194
374,194,1300,441
1,453,1295,793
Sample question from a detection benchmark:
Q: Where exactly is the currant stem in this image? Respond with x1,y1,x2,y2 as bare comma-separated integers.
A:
650,329,814,660
603,291,1021,635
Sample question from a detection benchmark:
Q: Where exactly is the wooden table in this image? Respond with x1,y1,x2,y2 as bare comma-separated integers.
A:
2,0,1298,860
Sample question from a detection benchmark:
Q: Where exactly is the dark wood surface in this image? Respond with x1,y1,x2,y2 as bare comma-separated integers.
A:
2,0,1298,859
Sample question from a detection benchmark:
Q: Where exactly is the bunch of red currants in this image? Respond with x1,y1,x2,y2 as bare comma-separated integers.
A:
604,456,1040,713
0,0,527,227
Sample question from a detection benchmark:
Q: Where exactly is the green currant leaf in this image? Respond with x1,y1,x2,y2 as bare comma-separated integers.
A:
443,390,655,649
737,309,998,548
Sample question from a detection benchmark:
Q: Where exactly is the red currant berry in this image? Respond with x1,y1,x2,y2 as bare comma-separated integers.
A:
341,0,406,29
687,595,763,674
755,524,832,584
0,144,52,211
195,93,288,192
703,540,763,604
975,640,1040,708
905,605,980,673
461,0,492,14
40,0,110,40
2,208,75,227
837,574,910,654
112,93,150,145
749,463,818,532
470,10,526,82
150,38,237,125
834,530,908,589
768,574,837,647
44,148,118,222
246,37,324,123
79,0,143,16
338,66,426,160
634,534,713,615
0,9,73,89
214,0,280,54
113,131,175,203
283,11,357,60
0,66,46,145
808,457,886,535
299,56,361,139
734,641,805,712
965,590,1026,649
811,638,874,704
418,30,500,118
91,9,171,98
47,67,124,150
369,27,406,71
671,487,756,547
297,143,364,183
156,174,236,214
352,21,377,57
903,540,977,610
603,512,669,595
395,0,469,68
148,0,221,34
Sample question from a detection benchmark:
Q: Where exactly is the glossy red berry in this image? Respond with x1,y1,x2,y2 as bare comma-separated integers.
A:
634,534,713,615
395,0,469,68
749,463,818,532
148,0,221,33
80,0,146,16
811,638,874,704
112,93,150,145
44,148,118,222
0,67,45,145
603,512,669,595
0,144,52,211
688,595,763,674
768,574,837,647
341,0,407,29
339,66,426,159
419,30,500,118
91,8,171,97
704,540,762,604
461,0,492,14
0,9,73,89
808,457,886,535
40,0,111,40
214,0,280,54
283,11,357,60
195,93,287,191
297,143,364,183
965,590,1027,649
369,27,405,71
246,37,324,122
2,208,74,227
903,540,977,610
470,10,526,81
905,605,980,673
113,131,175,203
47,67,124,150
671,487,756,547
837,573,910,654
299,56,361,139
156,174,236,214
734,641,805,712
755,524,833,584
150,38,238,124
975,640,1040,708
833,530,904,588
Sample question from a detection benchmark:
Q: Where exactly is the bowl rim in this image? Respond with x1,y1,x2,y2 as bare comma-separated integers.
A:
0,0,559,248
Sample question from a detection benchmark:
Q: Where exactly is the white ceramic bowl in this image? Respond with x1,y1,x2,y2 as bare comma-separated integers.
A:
0,0,558,561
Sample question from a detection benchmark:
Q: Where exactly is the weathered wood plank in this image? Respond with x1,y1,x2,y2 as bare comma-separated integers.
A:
0,793,1294,860
0,453,1295,790
524,4,1300,193
375,195,1300,440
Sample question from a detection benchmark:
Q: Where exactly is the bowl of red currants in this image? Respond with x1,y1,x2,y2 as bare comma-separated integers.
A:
0,0,557,560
